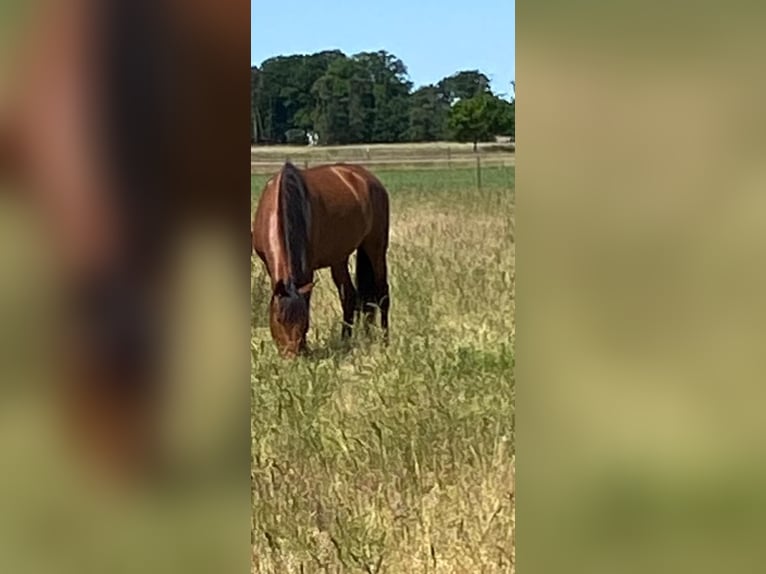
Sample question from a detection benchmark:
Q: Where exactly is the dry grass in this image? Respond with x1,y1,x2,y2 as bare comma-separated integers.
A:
251,165,515,573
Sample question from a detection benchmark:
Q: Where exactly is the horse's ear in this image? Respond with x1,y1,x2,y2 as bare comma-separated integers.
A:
274,280,288,298
297,282,314,296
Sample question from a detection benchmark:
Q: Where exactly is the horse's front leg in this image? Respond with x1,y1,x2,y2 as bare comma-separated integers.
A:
331,260,356,338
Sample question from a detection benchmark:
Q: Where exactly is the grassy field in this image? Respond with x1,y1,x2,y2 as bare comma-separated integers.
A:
251,164,515,572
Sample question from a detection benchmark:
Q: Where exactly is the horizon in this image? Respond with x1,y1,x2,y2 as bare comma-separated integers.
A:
251,0,514,98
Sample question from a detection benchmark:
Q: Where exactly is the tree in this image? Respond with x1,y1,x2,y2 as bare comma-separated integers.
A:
447,93,498,150
255,51,344,143
408,85,449,141
251,66,260,143
448,92,515,149
353,51,412,143
251,49,508,146
310,51,413,145
312,57,373,145
293,50,345,132
255,55,300,142
493,98,515,140
438,70,491,104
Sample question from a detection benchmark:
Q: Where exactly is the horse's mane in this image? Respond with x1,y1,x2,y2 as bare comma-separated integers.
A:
277,291,308,323
279,162,312,287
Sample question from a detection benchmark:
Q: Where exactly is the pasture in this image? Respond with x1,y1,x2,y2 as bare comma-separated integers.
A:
251,156,515,573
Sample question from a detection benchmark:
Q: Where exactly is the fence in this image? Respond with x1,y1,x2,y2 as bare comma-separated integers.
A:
250,142,515,176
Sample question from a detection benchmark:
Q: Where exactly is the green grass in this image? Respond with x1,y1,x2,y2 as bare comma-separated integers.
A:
251,165,515,573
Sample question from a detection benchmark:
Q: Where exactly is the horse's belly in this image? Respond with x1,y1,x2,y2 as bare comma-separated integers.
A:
311,213,370,269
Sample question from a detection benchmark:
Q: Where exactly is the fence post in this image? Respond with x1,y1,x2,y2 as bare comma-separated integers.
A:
476,154,482,191
447,146,452,169
304,159,309,169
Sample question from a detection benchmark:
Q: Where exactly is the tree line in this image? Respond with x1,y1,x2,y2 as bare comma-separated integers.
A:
251,50,514,148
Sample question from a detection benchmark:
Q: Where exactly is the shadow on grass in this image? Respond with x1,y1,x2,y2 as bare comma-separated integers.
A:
252,318,387,363
304,333,353,361
305,321,388,362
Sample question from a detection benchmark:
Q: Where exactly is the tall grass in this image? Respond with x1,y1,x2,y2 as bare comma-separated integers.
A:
252,165,515,573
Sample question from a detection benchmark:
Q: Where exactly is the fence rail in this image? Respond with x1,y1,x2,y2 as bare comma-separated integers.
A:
250,155,515,174
251,154,515,194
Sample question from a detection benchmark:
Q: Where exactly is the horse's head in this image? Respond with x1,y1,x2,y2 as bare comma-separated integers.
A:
269,279,314,357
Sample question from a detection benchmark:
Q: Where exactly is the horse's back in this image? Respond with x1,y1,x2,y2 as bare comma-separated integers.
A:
305,162,388,216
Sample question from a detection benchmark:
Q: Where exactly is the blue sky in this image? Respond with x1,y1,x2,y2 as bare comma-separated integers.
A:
251,0,515,98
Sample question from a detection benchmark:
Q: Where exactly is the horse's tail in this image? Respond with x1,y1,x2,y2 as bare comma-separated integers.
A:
279,161,311,285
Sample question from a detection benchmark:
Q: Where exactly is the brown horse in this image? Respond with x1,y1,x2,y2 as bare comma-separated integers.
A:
252,162,390,356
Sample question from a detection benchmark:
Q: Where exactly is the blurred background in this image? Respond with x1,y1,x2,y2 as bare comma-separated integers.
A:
520,2,766,573
0,0,249,572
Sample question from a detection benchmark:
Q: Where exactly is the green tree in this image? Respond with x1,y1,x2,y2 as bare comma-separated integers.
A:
447,93,500,150
251,66,260,143
293,50,345,132
256,55,300,142
312,57,373,144
438,70,491,104
408,85,449,141
255,51,344,143
354,51,412,143
311,51,413,145
251,49,508,146
493,98,515,140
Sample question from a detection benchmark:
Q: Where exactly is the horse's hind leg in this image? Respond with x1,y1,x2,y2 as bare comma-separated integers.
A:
377,256,390,342
357,243,390,341
331,259,357,338
356,246,377,329
379,264,390,338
